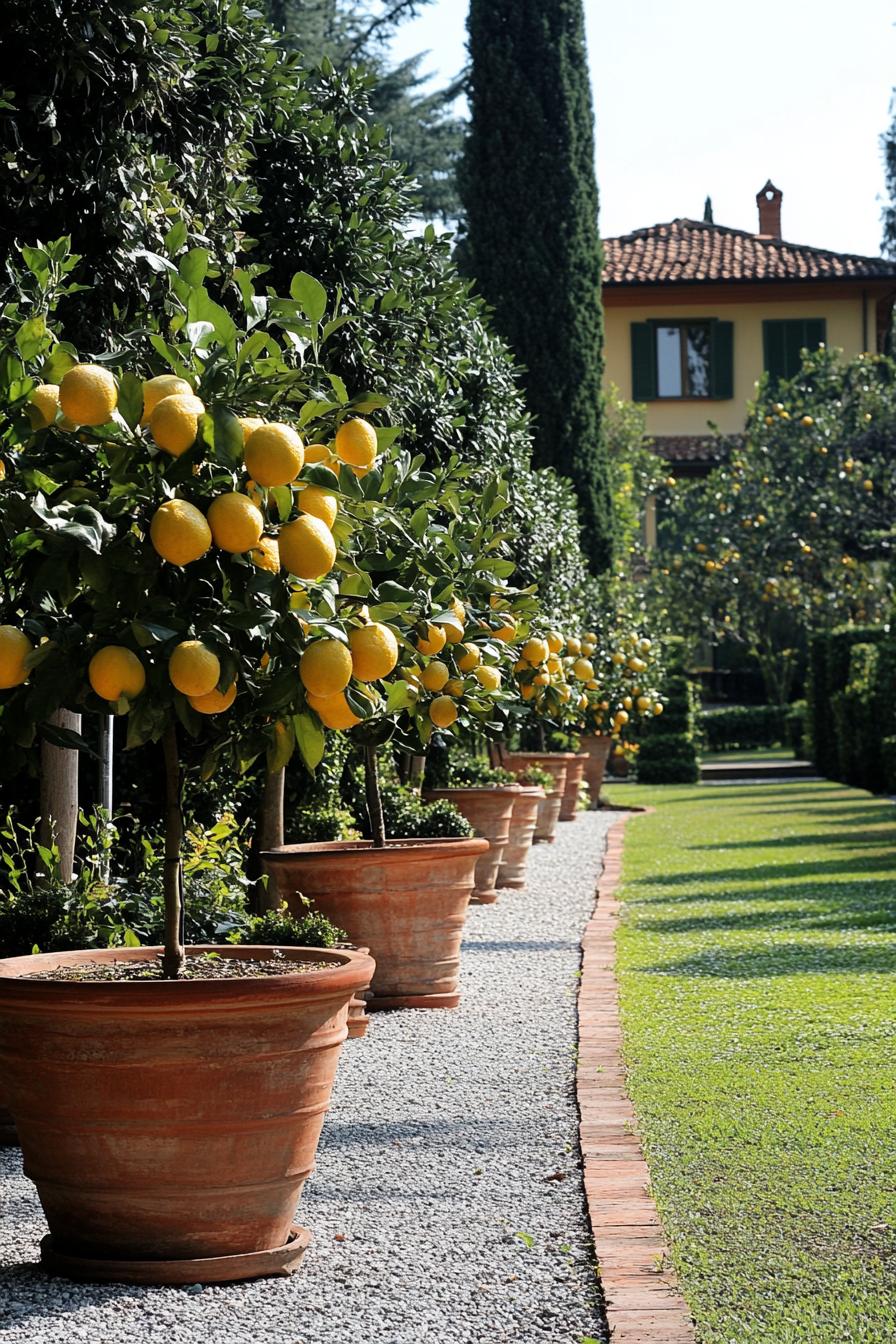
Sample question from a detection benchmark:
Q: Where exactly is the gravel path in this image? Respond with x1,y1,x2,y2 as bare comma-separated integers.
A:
0,811,613,1344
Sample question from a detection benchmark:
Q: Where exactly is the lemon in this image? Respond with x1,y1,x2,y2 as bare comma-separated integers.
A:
88,646,145,702
429,695,458,728
279,514,336,580
444,678,463,697
250,536,280,573
547,654,562,675
59,364,118,426
420,660,450,692
300,639,353,698
149,499,212,566
522,637,549,666
475,665,501,692
297,484,338,529
520,683,535,701
334,418,377,468
513,659,528,675
546,631,564,655
653,702,664,716
207,492,264,553
306,689,361,730
0,626,34,688
637,695,651,712
457,643,481,673
417,622,446,656
438,595,466,644
614,709,629,726
150,394,206,457
142,375,192,423
533,671,550,686
638,638,652,653
611,651,625,666
622,695,633,710
492,616,516,642
303,443,332,465
573,657,594,681
349,623,399,682
190,682,237,715
168,641,220,697
0,460,5,481
239,416,265,444
244,422,304,487
566,636,582,656
28,383,60,430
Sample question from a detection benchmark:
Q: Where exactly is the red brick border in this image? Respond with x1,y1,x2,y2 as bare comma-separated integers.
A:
578,812,696,1344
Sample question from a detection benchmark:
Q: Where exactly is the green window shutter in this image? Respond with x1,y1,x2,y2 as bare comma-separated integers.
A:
709,320,733,398
763,319,788,383
631,323,657,400
802,318,826,353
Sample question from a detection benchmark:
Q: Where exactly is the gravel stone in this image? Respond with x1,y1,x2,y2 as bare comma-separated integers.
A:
0,812,613,1343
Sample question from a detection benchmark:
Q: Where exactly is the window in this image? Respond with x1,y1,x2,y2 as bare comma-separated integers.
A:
762,319,826,384
631,319,733,401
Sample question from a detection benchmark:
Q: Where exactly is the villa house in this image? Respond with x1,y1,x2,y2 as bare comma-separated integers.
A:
602,182,896,478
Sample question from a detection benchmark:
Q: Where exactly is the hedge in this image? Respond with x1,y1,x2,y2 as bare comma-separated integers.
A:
636,636,700,784
700,705,789,752
806,624,888,778
807,625,896,791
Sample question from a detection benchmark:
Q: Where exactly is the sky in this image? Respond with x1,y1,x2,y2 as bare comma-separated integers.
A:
391,0,896,257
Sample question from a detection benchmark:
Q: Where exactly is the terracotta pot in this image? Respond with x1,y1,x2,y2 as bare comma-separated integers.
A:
262,837,488,1010
609,752,630,778
497,786,544,888
0,943,373,1284
347,945,373,1038
422,786,521,904
581,733,613,805
500,752,571,843
558,754,586,821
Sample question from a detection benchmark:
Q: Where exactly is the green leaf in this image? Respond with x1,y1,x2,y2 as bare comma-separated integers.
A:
117,371,145,430
211,406,244,466
186,286,237,349
39,722,98,757
164,220,188,256
385,681,416,714
41,344,76,384
131,621,179,646
294,712,325,771
179,247,210,287
289,272,327,325
328,373,349,404
123,928,142,948
15,316,48,361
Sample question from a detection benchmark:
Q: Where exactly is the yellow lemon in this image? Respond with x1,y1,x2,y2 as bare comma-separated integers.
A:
438,595,466,644
149,499,211,566
244,423,304,487
513,659,528,675
0,459,5,481
520,683,535,701
420,660,450,692
533,671,550,687
239,416,265,444
349,623,399,682
637,695,651,712
300,639,353,698
303,443,332,465
168,641,220,698
28,383,61,430
417,622,446,656
492,616,516,643
88,646,145,702
457,643,481,673
190,682,237,715
207,492,264,553
547,654,563,676
566,636,582,656
59,364,118,426
653,702,664,716
297,483,338,529
546,631,564,655
334,418,377,468
0,626,34,688
622,695,633,710
475,665,501,692
429,695,458,728
573,657,594,681
279,514,337,580
581,640,596,656
522,637,549,666
142,375,192,423
638,638,652,653
251,536,280,573
444,678,464,697
614,709,630,726
306,689,361,730
611,651,625,666
150,393,206,457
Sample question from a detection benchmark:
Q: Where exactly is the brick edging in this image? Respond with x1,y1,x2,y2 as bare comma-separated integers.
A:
578,811,696,1343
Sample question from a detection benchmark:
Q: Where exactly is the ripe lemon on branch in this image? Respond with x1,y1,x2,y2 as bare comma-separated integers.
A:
244,423,304,487
168,641,221,698
142,375,192,423
207,493,264,554
296,484,338,529
300,639,353,698
279,515,337,580
150,393,206,457
88,646,145,703
349,623,399,682
59,364,118,426
306,689,360,730
334,418,377,469
190,682,237,715
0,626,34,688
150,500,212,566
28,383,60,430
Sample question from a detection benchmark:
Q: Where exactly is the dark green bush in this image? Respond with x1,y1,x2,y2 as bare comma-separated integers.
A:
242,903,344,949
701,705,789,751
289,804,360,844
637,736,699,784
787,701,807,756
807,628,896,791
881,737,896,793
635,643,699,783
807,624,888,777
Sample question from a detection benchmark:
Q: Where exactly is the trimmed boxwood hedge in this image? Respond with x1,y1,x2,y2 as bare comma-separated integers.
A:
701,705,789,752
807,625,896,792
636,636,700,784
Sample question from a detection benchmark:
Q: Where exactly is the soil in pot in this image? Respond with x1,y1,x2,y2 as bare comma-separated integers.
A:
0,943,374,1284
422,786,521,904
262,837,488,1010
497,786,544,888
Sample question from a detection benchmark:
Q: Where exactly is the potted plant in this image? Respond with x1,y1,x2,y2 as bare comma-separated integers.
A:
421,751,522,904
497,765,550,886
0,250,378,1282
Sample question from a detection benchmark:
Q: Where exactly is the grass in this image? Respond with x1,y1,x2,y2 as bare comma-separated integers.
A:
700,746,795,763
604,780,896,1343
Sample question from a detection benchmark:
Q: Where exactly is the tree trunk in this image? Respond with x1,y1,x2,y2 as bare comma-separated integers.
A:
161,724,185,980
39,709,81,882
258,767,285,909
364,744,386,849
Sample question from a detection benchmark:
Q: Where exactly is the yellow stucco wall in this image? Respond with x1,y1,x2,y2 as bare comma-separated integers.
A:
604,295,869,435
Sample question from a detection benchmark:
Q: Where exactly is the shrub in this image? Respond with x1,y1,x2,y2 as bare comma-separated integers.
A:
806,625,896,789
637,736,699,784
806,624,888,776
636,639,699,783
241,904,344,949
882,737,896,793
701,705,789,752
289,804,361,845
786,701,807,757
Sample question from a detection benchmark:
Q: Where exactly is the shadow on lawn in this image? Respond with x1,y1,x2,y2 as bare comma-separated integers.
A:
643,941,896,978
629,853,896,895
642,879,896,937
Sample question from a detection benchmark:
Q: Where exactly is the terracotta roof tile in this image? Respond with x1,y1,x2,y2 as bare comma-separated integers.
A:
603,219,896,286
650,434,734,463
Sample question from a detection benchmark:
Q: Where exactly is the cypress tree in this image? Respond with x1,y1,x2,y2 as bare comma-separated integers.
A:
459,0,615,572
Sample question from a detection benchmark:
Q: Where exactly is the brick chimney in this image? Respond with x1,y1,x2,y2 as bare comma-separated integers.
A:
756,180,782,238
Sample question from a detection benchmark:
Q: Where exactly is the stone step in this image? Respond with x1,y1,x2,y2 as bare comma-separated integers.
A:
700,758,819,782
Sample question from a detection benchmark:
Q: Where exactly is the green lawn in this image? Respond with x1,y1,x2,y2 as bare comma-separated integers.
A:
604,781,896,1344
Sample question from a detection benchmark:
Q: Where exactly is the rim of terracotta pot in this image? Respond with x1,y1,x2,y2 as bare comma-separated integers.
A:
0,944,375,1011
507,750,578,760
512,785,546,797
423,784,522,795
262,836,489,862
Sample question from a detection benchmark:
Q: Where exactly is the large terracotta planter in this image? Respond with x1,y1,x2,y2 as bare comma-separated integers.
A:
559,753,587,821
0,943,373,1284
262,837,488,1010
501,752,571,843
497,786,544,888
422,786,521,904
581,733,613,806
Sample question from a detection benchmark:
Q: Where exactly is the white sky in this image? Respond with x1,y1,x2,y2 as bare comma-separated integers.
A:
391,0,896,256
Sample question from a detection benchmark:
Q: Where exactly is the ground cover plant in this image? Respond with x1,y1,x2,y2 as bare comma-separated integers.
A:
609,779,896,1343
